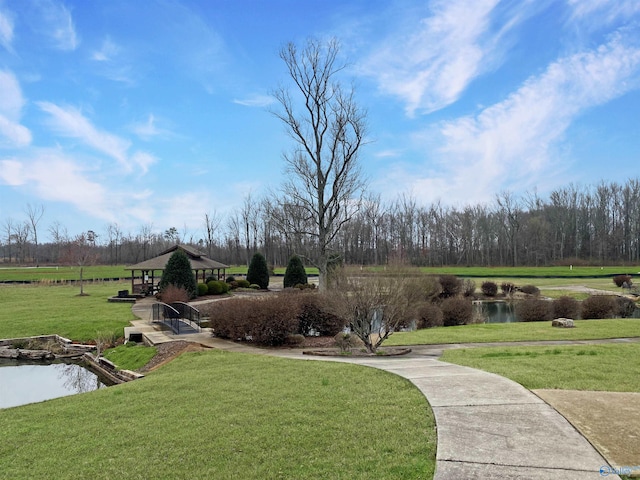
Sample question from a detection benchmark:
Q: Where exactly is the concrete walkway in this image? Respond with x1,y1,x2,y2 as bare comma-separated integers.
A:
128,300,621,479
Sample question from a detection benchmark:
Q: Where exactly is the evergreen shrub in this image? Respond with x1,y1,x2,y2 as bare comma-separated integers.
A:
284,255,308,288
247,252,269,289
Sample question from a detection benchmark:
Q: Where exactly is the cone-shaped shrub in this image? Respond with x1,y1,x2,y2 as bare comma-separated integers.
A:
158,248,197,299
284,255,308,288
247,252,269,289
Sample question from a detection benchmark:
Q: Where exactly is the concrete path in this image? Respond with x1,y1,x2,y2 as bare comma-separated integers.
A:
128,300,621,479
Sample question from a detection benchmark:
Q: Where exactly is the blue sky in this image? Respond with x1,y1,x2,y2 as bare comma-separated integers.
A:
1,0,639,239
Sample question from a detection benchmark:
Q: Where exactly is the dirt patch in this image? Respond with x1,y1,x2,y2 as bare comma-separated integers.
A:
303,347,412,357
139,341,210,373
534,389,640,469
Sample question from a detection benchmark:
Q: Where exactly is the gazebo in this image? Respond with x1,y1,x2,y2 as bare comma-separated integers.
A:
126,244,229,295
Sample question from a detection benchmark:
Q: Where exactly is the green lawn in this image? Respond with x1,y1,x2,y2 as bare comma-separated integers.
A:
0,351,436,480
441,343,640,392
386,318,640,346
0,282,134,342
102,342,157,370
0,265,131,282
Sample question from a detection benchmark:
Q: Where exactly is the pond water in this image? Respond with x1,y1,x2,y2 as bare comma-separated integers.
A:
0,360,108,409
474,301,518,323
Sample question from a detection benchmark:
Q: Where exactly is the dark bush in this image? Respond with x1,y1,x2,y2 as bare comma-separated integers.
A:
614,296,637,318
207,280,228,295
204,295,299,346
441,297,473,326
285,334,305,346
247,252,269,289
501,282,516,295
158,248,197,298
225,275,236,283
415,304,444,329
520,284,540,296
439,275,461,298
228,280,239,289
284,255,308,288
552,296,580,319
481,281,498,297
294,292,346,336
516,298,552,322
581,295,616,319
197,283,209,296
462,279,476,297
237,279,251,288
613,274,632,288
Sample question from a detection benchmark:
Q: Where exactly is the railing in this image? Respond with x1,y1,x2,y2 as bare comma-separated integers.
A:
170,302,201,332
151,302,201,334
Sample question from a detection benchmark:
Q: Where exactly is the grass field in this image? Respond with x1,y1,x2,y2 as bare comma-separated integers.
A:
0,351,436,480
441,343,640,392
0,282,134,342
386,318,640,346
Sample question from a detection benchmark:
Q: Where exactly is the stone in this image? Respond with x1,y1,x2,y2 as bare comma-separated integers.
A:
552,318,574,328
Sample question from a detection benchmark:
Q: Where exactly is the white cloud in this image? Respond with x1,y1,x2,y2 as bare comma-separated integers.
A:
0,6,14,52
91,36,119,62
37,101,131,169
568,0,640,25
0,70,31,147
233,94,274,108
361,0,528,116
37,0,79,51
130,114,173,140
130,151,157,175
391,31,640,205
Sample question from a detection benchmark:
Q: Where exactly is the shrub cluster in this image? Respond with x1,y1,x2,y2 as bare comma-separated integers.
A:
516,298,552,322
481,281,498,297
197,283,208,296
614,296,636,318
613,274,633,288
552,296,580,319
158,284,190,304
439,275,461,298
283,255,308,288
207,280,230,295
205,296,298,346
295,292,345,336
247,252,269,289
441,297,473,326
501,282,516,295
462,279,476,297
581,295,615,319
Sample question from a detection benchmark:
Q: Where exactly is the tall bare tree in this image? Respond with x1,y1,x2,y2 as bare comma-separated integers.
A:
272,37,367,290
25,203,45,265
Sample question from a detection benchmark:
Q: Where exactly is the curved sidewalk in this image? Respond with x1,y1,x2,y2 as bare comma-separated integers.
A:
129,301,620,479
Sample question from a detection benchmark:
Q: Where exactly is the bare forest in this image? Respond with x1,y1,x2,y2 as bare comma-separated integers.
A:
2,178,640,268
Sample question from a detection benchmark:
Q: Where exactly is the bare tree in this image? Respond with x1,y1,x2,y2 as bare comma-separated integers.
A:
25,203,45,265
328,266,421,353
203,210,221,258
272,37,368,290
61,232,99,295
2,217,14,263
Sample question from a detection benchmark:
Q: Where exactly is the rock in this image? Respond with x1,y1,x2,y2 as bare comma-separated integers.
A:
552,318,575,328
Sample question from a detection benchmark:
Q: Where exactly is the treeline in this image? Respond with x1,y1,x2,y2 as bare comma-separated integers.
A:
2,178,640,267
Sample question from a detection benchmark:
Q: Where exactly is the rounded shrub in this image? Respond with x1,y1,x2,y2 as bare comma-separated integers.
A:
462,279,476,297
441,297,473,326
296,293,346,336
284,254,308,288
439,275,461,298
614,296,636,318
613,274,632,288
249,284,260,289
415,304,444,329
520,284,540,296
247,252,269,289
225,275,236,283
581,295,616,319
516,298,552,322
481,281,498,297
197,283,209,296
237,279,251,288
552,296,580,319
207,280,225,295
501,282,516,295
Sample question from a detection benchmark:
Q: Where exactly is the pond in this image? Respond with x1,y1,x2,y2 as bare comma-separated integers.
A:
474,300,518,323
0,360,109,409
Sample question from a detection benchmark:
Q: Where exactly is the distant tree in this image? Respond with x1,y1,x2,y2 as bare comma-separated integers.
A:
158,248,197,299
61,232,99,295
25,203,45,266
283,255,307,288
247,252,269,289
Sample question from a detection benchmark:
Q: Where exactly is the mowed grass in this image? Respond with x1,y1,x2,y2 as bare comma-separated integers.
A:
0,351,436,480
441,343,640,392
0,265,131,282
102,342,157,371
386,318,640,346
0,282,134,342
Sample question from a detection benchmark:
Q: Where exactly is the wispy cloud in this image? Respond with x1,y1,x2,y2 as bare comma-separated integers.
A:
130,114,173,140
91,36,119,62
38,101,131,168
361,0,530,116
0,70,32,147
36,0,79,51
233,94,274,108
90,36,135,84
386,30,640,204
568,0,640,26
0,6,14,52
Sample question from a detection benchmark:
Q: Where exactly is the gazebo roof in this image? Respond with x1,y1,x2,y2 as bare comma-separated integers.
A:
126,244,229,271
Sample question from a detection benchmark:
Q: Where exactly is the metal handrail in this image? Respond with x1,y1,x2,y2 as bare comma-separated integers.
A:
170,302,201,332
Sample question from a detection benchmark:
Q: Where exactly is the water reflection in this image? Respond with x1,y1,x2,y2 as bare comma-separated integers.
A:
0,361,107,409
475,301,518,323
